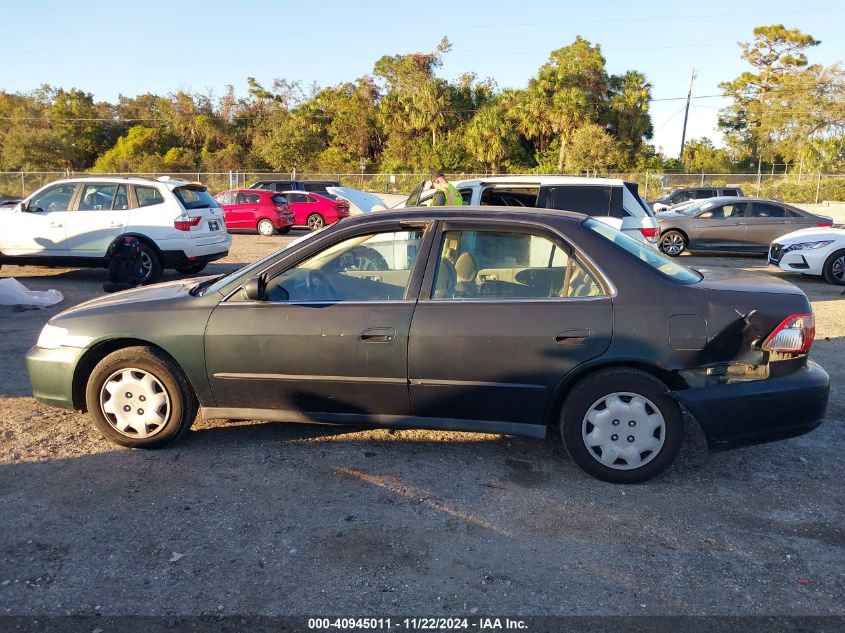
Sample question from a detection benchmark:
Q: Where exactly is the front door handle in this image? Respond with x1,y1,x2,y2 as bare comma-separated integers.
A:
554,328,592,344
50,222,63,228
360,327,396,343
109,221,124,228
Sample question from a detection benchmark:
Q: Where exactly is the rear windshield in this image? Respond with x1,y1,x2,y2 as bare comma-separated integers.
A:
271,194,288,205
585,219,701,284
173,185,220,210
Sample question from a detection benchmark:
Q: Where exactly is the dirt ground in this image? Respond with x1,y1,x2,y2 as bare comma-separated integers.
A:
0,231,842,617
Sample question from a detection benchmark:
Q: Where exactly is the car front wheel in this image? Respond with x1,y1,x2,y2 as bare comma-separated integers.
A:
560,368,683,483
85,346,197,448
659,230,687,257
822,249,845,285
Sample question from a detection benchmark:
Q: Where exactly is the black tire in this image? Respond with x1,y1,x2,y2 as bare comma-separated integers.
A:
560,368,684,483
659,230,687,257
137,243,162,284
307,213,325,231
822,249,845,285
85,346,197,449
176,262,208,275
257,218,277,237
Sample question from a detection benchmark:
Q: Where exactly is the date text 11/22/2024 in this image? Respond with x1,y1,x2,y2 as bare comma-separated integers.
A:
307,617,528,630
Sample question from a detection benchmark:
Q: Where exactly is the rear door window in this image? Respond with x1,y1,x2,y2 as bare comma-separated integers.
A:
722,189,740,196
541,186,613,217
78,183,118,211
236,192,261,205
750,202,786,218
271,194,288,206
480,187,539,207
693,189,717,199
135,186,164,207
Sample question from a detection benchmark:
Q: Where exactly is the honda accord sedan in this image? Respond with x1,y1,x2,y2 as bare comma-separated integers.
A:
26,207,829,483
656,197,833,256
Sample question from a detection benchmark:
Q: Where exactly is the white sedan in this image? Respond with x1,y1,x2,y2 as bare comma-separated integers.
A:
769,227,845,285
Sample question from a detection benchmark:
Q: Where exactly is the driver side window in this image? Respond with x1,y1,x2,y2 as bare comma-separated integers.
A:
28,184,77,213
265,229,425,302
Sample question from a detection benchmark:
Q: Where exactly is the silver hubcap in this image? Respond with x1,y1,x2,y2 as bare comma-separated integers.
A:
582,392,666,470
661,233,684,255
139,250,152,281
100,368,171,438
258,220,274,236
308,215,324,230
832,255,845,281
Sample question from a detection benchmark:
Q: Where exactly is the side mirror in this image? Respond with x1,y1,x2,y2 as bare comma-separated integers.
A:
242,276,265,301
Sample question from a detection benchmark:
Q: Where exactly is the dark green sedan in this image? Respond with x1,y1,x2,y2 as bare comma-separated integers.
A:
26,207,829,483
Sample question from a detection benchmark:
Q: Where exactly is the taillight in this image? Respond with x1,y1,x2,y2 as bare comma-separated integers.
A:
817,222,833,227
174,214,202,231
640,227,660,242
763,313,815,354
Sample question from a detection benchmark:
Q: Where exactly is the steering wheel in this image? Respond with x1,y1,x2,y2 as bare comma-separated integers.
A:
304,269,338,301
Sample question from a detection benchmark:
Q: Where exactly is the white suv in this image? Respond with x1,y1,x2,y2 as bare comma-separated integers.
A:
0,176,230,283
403,176,660,244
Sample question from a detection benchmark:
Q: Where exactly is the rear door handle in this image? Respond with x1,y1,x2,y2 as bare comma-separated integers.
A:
50,222,63,228
109,221,124,228
554,328,592,344
360,327,396,343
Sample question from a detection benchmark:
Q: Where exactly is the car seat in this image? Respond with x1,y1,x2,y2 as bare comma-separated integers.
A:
454,252,478,297
434,258,456,298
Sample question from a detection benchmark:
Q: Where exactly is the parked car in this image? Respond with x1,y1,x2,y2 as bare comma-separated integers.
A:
655,197,833,256
769,227,845,285
0,177,230,283
26,206,828,483
214,188,295,236
284,190,350,230
248,179,341,194
650,186,744,213
0,196,23,208
402,176,660,244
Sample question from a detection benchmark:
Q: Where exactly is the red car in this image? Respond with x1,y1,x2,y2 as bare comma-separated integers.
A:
214,189,295,237
283,191,350,230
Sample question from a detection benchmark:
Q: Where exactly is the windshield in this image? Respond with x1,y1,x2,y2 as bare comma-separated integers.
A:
677,200,716,216
174,185,220,210
585,218,701,284
202,230,323,295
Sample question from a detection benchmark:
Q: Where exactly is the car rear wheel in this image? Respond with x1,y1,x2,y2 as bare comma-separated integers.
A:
307,213,325,231
560,368,683,483
85,346,197,449
822,249,845,285
176,262,208,274
138,243,162,284
659,230,687,257
257,219,277,237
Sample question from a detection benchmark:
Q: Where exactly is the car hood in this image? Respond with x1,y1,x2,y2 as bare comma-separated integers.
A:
326,187,389,214
655,210,685,220
773,226,845,245
59,277,209,316
695,267,805,295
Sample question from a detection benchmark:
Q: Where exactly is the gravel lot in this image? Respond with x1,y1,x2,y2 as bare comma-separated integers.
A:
0,231,842,617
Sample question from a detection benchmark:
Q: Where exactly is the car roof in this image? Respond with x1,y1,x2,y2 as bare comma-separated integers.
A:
339,205,589,226
43,175,197,190
451,175,629,187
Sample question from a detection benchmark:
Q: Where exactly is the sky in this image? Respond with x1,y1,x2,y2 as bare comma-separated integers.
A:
2,0,843,158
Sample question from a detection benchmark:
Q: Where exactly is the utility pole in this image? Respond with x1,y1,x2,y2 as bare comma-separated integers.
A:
679,68,697,166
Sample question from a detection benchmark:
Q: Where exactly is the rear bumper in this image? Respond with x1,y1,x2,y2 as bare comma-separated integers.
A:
673,361,829,450
160,248,229,269
26,345,85,410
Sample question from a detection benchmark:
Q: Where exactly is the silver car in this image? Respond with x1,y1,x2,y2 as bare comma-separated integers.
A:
655,197,833,256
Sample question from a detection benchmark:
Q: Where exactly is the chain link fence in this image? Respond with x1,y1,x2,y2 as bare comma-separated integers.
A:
2,171,845,204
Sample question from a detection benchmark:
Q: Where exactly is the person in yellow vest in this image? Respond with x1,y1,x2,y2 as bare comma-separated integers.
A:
430,172,463,206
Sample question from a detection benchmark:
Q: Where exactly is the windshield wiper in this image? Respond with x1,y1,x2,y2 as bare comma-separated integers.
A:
189,275,224,296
